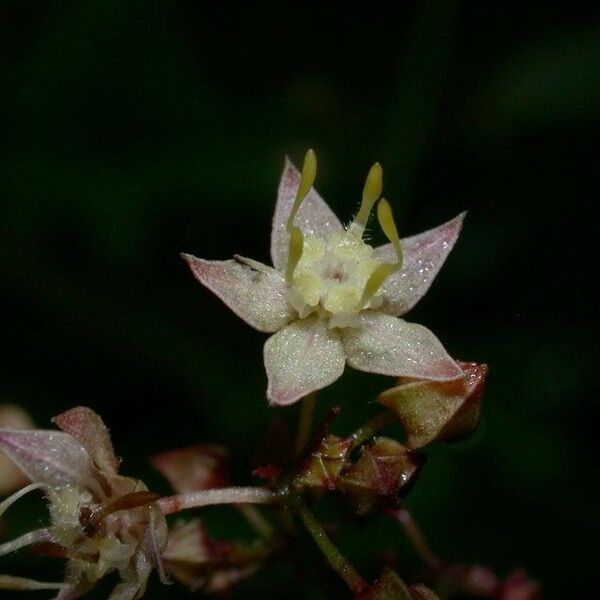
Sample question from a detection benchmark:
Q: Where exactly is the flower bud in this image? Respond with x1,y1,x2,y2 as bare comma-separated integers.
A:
338,438,423,515
378,362,488,449
295,434,352,491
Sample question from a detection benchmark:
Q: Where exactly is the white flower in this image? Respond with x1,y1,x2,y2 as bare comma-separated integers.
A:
183,151,465,406
0,407,168,600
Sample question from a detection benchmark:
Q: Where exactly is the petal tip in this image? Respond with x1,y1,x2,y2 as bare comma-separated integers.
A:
180,252,197,264
181,254,210,281
427,357,466,382
266,385,301,407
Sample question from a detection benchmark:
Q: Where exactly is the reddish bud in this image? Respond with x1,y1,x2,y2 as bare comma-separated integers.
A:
295,434,352,490
378,362,488,449
338,438,423,515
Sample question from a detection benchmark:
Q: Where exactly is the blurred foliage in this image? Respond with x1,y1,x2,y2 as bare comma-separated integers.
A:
1,1,598,598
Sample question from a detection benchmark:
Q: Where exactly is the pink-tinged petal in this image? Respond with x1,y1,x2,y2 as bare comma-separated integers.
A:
270,158,343,271
162,519,211,563
52,565,93,600
151,445,229,494
52,407,119,475
264,316,345,406
182,254,294,333
374,213,465,316
342,313,463,381
146,507,170,585
131,551,153,597
0,429,95,488
0,405,34,495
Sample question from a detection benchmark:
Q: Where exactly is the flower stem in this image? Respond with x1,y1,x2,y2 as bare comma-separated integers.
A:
295,498,366,594
0,575,65,591
158,486,276,515
350,411,395,450
389,506,440,571
295,393,316,457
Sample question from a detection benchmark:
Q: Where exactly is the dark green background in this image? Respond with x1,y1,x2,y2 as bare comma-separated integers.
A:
1,1,598,598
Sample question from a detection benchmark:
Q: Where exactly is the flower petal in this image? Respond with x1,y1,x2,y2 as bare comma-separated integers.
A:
163,519,211,564
270,158,343,271
151,445,229,494
375,213,465,316
0,405,34,495
52,407,119,475
342,313,462,380
182,254,294,333
52,565,93,600
264,316,345,406
146,507,170,585
0,428,95,488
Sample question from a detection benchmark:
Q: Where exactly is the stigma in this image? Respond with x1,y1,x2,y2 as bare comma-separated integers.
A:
285,152,403,329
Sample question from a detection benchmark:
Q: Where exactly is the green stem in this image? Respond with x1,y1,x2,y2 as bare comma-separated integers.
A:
350,411,395,450
295,393,316,457
295,498,366,594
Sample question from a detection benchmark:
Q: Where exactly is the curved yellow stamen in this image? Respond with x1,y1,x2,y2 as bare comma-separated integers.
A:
286,149,317,232
286,150,317,283
377,198,403,267
360,198,403,306
355,162,383,228
286,227,304,282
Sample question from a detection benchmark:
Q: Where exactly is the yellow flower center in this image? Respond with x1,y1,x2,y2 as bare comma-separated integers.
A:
285,151,403,329
288,224,384,327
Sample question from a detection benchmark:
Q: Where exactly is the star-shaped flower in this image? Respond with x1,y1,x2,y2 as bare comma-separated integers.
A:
0,407,168,600
183,151,465,406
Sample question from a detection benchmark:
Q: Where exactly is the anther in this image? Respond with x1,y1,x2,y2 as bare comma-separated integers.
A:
285,149,317,282
377,198,403,267
286,227,304,282
355,162,383,228
360,198,403,306
286,149,317,232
